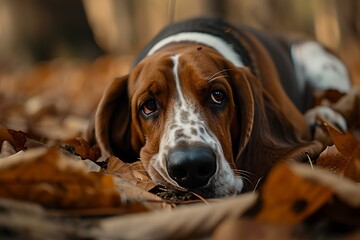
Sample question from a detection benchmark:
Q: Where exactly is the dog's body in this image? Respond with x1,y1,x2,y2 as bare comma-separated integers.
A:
94,18,351,198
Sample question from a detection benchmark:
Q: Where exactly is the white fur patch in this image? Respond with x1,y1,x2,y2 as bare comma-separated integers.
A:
170,55,186,105
304,105,347,132
291,42,351,93
147,32,244,67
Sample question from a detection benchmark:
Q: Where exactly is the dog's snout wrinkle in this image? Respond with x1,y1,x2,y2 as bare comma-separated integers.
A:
167,145,216,189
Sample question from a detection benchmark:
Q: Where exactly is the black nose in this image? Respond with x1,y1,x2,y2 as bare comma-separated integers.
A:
166,145,216,189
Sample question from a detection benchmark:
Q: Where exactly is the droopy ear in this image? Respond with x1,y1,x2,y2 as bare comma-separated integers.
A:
95,75,140,162
229,67,255,160
230,67,322,191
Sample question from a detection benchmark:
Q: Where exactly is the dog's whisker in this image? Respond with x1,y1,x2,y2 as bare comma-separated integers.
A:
208,75,230,83
240,175,253,186
234,171,251,179
252,177,263,194
208,69,230,81
233,169,256,177
189,191,210,205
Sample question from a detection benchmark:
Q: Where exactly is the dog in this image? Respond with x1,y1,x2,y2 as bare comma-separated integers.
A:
92,18,351,198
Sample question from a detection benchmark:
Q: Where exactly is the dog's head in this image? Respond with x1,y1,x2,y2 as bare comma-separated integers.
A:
95,44,306,198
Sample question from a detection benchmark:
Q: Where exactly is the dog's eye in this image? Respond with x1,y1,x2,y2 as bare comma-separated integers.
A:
140,99,157,115
211,90,225,105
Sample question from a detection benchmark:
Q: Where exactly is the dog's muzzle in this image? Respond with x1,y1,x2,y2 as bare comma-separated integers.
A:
166,145,216,189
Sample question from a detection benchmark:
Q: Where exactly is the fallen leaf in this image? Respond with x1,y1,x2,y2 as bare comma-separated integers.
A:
250,164,333,224
113,178,171,211
0,124,45,152
0,147,122,209
0,141,16,158
289,163,360,209
61,137,101,161
324,123,358,157
213,218,297,240
316,145,350,174
317,123,360,181
6,129,28,151
101,157,171,211
0,124,17,149
104,156,157,191
83,159,102,172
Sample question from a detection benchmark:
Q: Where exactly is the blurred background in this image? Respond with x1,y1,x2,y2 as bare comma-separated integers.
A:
0,0,359,139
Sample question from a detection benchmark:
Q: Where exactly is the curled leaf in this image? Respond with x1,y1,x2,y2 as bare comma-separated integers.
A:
252,164,333,224
104,156,157,191
61,137,101,161
324,123,358,157
317,123,360,181
0,147,122,209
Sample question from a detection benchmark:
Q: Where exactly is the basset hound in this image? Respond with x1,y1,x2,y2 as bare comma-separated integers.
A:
93,18,351,198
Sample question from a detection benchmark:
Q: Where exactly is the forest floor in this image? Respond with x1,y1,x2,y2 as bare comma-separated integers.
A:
0,55,359,239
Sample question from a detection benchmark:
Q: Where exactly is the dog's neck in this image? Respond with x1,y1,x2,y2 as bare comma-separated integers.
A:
146,32,245,68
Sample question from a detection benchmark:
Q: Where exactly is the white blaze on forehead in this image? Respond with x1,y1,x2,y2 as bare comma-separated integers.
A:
170,54,186,105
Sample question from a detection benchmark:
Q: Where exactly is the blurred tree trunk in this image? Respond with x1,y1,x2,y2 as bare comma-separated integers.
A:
335,0,360,84
313,0,340,49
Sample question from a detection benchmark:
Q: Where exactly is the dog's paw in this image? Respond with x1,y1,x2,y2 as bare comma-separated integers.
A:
304,106,347,134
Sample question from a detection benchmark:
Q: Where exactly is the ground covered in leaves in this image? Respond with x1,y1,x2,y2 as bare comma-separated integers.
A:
0,57,360,239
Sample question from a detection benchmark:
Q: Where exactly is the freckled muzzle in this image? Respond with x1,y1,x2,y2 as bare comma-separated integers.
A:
166,144,217,189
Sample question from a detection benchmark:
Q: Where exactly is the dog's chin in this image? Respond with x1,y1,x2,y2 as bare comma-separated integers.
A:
196,176,244,198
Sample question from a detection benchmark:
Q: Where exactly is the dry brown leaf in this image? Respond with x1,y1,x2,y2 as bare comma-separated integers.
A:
317,124,360,181
113,178,171,211
104,156,157,191
289,163,360,209
101,157,170,211
0,147,123,209
343,152,360,182
316,145,350,174
0,141,17,158
324,123,358,157
253,164,333,224
61,137,101,161
0,124,45,152
213,218,296,240
0,124,17,150
6,129,28,151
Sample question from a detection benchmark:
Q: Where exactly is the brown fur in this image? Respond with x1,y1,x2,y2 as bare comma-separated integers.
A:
93,36,322,192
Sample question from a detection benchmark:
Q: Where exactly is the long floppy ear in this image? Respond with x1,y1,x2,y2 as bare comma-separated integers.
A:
229,68,255,160
230,68,323,190
95,75,141,162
